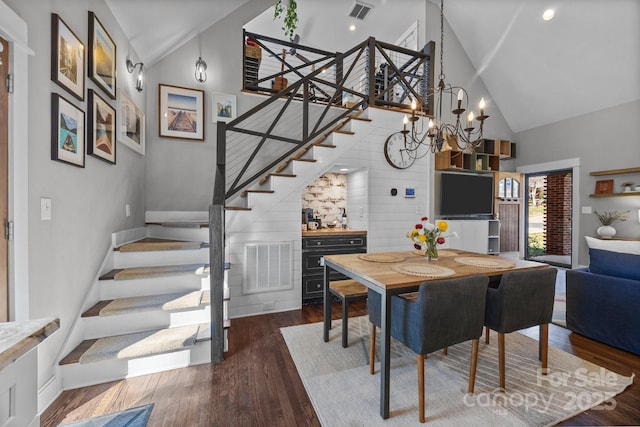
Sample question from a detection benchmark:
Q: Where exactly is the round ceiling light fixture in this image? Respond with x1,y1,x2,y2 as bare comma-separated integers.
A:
349,23,356,32
542,9,555,21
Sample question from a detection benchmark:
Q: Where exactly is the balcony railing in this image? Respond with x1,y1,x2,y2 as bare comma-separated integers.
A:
220,31,434,201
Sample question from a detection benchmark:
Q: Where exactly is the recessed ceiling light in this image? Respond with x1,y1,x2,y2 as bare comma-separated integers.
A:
340,168,349,172
349,24,356,32
542,9,555,21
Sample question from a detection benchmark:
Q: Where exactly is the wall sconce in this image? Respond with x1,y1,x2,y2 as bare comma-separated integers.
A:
126,58,144,92
195,56,207,83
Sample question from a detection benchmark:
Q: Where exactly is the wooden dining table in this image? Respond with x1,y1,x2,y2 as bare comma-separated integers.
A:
322,249,549,419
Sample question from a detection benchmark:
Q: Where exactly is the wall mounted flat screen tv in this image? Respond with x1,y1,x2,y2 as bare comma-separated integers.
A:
439,173,494,217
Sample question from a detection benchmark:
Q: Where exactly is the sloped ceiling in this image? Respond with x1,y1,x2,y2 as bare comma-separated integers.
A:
107,0,640,133
105,0,250,66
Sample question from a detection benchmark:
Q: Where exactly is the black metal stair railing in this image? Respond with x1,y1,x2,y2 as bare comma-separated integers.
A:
208,32,433,362
221,31,435,201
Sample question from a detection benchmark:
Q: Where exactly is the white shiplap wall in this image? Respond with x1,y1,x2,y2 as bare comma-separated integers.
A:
226,107,433,318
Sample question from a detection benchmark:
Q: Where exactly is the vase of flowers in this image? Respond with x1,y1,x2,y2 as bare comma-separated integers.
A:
594,210,629,239
408,217,448,261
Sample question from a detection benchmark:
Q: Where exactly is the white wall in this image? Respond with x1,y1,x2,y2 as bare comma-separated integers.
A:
145,0,274,211
3,0,146,409
514,100,640,265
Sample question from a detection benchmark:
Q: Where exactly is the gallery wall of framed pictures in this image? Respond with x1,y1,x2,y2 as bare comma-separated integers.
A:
50,10,147,169
49,9,241,169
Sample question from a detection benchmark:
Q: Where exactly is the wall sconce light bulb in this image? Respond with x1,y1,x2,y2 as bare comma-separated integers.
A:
126,58,144,92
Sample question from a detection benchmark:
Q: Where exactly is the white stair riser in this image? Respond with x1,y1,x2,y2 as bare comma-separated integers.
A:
60,342,212,390
114,248,209,268
146,225,210,243
83,307,211,339
100,275,207,300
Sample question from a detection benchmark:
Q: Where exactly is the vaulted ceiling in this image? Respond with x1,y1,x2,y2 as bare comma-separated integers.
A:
106,0,639,133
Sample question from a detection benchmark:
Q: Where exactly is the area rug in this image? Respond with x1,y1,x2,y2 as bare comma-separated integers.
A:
58,404,154,426
281,316,633,426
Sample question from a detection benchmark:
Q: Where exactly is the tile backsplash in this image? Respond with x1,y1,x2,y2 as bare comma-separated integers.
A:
302,173,347,226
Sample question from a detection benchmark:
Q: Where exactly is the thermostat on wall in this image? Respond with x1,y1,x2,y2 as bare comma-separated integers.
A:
405,188,415,198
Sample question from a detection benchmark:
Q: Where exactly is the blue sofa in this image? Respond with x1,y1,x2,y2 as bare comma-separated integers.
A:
566,248,640,355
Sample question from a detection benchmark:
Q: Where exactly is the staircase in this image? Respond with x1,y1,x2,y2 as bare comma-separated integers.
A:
59,223,228,390
225,109,373,211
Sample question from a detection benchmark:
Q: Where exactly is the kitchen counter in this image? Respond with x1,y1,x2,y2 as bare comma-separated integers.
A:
0,317,59,371
302,228,367,237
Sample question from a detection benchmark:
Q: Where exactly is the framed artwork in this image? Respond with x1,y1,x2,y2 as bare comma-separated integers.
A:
158,84,205,140
512,179,520,198
87,89,116,164
213,93,237,123
595,179,614,194
51,14,85,101
51,93,85,168
118,90,145,155
88,12,117,99
505,177,512,198
498,178,505,198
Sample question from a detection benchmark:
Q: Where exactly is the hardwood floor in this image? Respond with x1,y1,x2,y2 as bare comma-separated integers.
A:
41,300,640,426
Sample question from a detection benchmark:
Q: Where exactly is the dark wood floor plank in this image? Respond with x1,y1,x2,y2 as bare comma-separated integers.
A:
41,301,640,426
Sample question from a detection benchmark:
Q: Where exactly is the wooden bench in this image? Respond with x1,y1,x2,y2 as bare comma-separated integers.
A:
329,279,368,348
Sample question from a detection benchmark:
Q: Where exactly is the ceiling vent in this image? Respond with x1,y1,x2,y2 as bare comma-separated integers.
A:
349,1,373,21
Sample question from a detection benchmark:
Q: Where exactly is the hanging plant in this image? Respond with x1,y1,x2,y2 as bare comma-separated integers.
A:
273,0,298,41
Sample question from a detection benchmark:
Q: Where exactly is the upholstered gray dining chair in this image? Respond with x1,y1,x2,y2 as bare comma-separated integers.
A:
484,268,558,391
368,275,489,423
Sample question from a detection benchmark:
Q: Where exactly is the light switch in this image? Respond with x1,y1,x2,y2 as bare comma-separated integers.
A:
125,204,131,217
41,197,52,220
581,206,592,214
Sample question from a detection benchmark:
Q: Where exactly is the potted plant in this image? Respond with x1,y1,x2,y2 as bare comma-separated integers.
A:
273,0,298,41
594,209,629,238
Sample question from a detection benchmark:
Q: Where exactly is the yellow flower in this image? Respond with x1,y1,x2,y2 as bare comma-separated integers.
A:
437,221,448,232
418,234,427,242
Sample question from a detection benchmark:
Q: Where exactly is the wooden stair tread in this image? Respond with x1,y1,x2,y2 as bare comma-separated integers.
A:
329,279,368,299
59,324,204,366
200,289,230,306
333,129,355,135
224,206,251,211
293,158,317,163
195,321,230,343
258,173,296,186
241,189,275,197
116,238,204,252
349,116,372,122
59,339,98,365
81,291,208,318
314,143,336,148
99,264,208,281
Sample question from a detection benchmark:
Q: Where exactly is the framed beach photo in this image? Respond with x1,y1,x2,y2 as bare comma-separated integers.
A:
51,93,85,168
51,14,85,101
87,89,116,164
118,90,145,155
88,12,117,99
158,84,205,141
213,92,237,123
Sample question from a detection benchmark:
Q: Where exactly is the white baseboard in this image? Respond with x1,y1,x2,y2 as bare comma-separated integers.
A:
38,374,60,416
112,227,147,248
145,211,209,223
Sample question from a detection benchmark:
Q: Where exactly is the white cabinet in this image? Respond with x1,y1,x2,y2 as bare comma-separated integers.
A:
440,219,500,255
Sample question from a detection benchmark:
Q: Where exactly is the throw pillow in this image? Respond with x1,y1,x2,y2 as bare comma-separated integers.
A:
589,248,640,281
585,236,640,255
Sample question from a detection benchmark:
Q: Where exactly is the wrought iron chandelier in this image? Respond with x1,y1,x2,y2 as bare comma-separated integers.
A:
402,0,489,158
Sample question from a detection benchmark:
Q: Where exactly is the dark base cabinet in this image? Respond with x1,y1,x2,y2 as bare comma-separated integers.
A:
302,233,367,302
